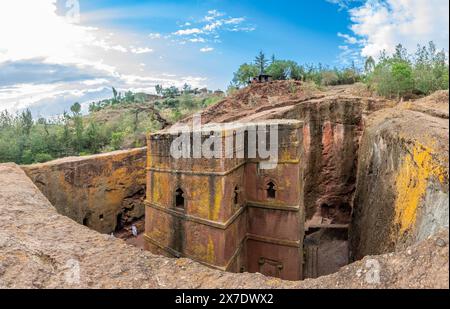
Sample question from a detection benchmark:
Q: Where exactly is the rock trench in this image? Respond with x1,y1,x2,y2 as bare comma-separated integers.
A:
0,86,448,288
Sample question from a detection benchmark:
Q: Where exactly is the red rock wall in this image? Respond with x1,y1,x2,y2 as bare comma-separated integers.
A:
21,148,147,234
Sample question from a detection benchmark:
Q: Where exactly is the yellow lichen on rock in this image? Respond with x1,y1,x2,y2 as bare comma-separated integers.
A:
206,237,216,264
395,143,447,235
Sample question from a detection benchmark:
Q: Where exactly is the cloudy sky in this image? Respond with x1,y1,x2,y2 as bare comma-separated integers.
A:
0,0,448,117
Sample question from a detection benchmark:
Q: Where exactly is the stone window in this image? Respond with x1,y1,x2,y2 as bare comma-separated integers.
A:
175,188,185,209
233,186,240,206
266,181,276,199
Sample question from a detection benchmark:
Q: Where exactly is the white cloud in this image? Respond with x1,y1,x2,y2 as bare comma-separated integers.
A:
189,38,206,43
82,78,109,86
130,47,153,54
148,33,162,39
224,17,246,25
200,47,214,53
203,21,223,32
173,28,204,36
205,10,225,21
337,32,360,44
0,0,209,116
171,9,254,47
0,0,98,64
335,0,449,60
326,0,362,10
93,40,128,53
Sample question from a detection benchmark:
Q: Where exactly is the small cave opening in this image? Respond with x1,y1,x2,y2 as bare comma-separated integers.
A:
115,213,124,232
266,182,276,199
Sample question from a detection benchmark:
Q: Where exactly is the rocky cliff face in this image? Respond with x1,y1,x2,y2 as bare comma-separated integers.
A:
0,163,447,288
21,148,146,234
184,82,393,223
0,84,447,288
351,91,449,259
276,96,392,221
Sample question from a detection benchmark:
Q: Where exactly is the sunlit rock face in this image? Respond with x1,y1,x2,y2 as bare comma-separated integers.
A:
21,148,147,234
351,92,449,260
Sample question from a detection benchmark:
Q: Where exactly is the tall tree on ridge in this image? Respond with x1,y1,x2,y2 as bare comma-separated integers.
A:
255,51,269,75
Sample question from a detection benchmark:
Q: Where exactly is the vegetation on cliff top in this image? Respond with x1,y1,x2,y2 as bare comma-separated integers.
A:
232,42,448,98
0,89,223,164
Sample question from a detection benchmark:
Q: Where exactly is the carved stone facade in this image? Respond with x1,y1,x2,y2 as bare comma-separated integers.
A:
144,120,305,280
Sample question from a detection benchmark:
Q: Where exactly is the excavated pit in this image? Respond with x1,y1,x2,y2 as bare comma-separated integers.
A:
9,85,449,286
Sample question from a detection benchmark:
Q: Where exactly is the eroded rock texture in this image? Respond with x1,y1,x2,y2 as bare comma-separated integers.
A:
351,91,449,259
276,96,391,221
21,148,146,234
188,83,393,223
0,163,447,288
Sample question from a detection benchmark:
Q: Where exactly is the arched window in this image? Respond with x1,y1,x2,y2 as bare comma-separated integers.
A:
266,181,276,199
233,186,239,205
175,188,185,209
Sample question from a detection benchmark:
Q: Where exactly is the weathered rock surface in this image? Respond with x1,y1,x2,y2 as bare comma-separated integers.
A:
351,91,449,259
274,96,392,221
178,82,394,223
21,148,146,234
0,85,448,289
0,146,447,288
0,87,449,288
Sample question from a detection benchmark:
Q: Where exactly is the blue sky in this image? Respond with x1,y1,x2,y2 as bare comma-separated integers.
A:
0,0,448,116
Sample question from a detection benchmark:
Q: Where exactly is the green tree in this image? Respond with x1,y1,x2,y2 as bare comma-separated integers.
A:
111,132,125,150
364,56,376,74
155,84,163,95
254,51,269,74
182,83,192,94
20,109,33,136
391,61,414,98
84,122,102,153
267,60,303,80
162,86,180,98
34,153,54,163
366,42,448,98
112,87,118,103
232,63,259,86
414,42,449,94
70,102,83,152
393,44,409,61
70,102,81,114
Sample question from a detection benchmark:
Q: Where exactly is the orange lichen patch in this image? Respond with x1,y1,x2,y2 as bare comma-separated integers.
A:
211,180,224,221
395,143,448,235
206,237,216,264
186,232,218,265
188,177,212,219
152,173,170,206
